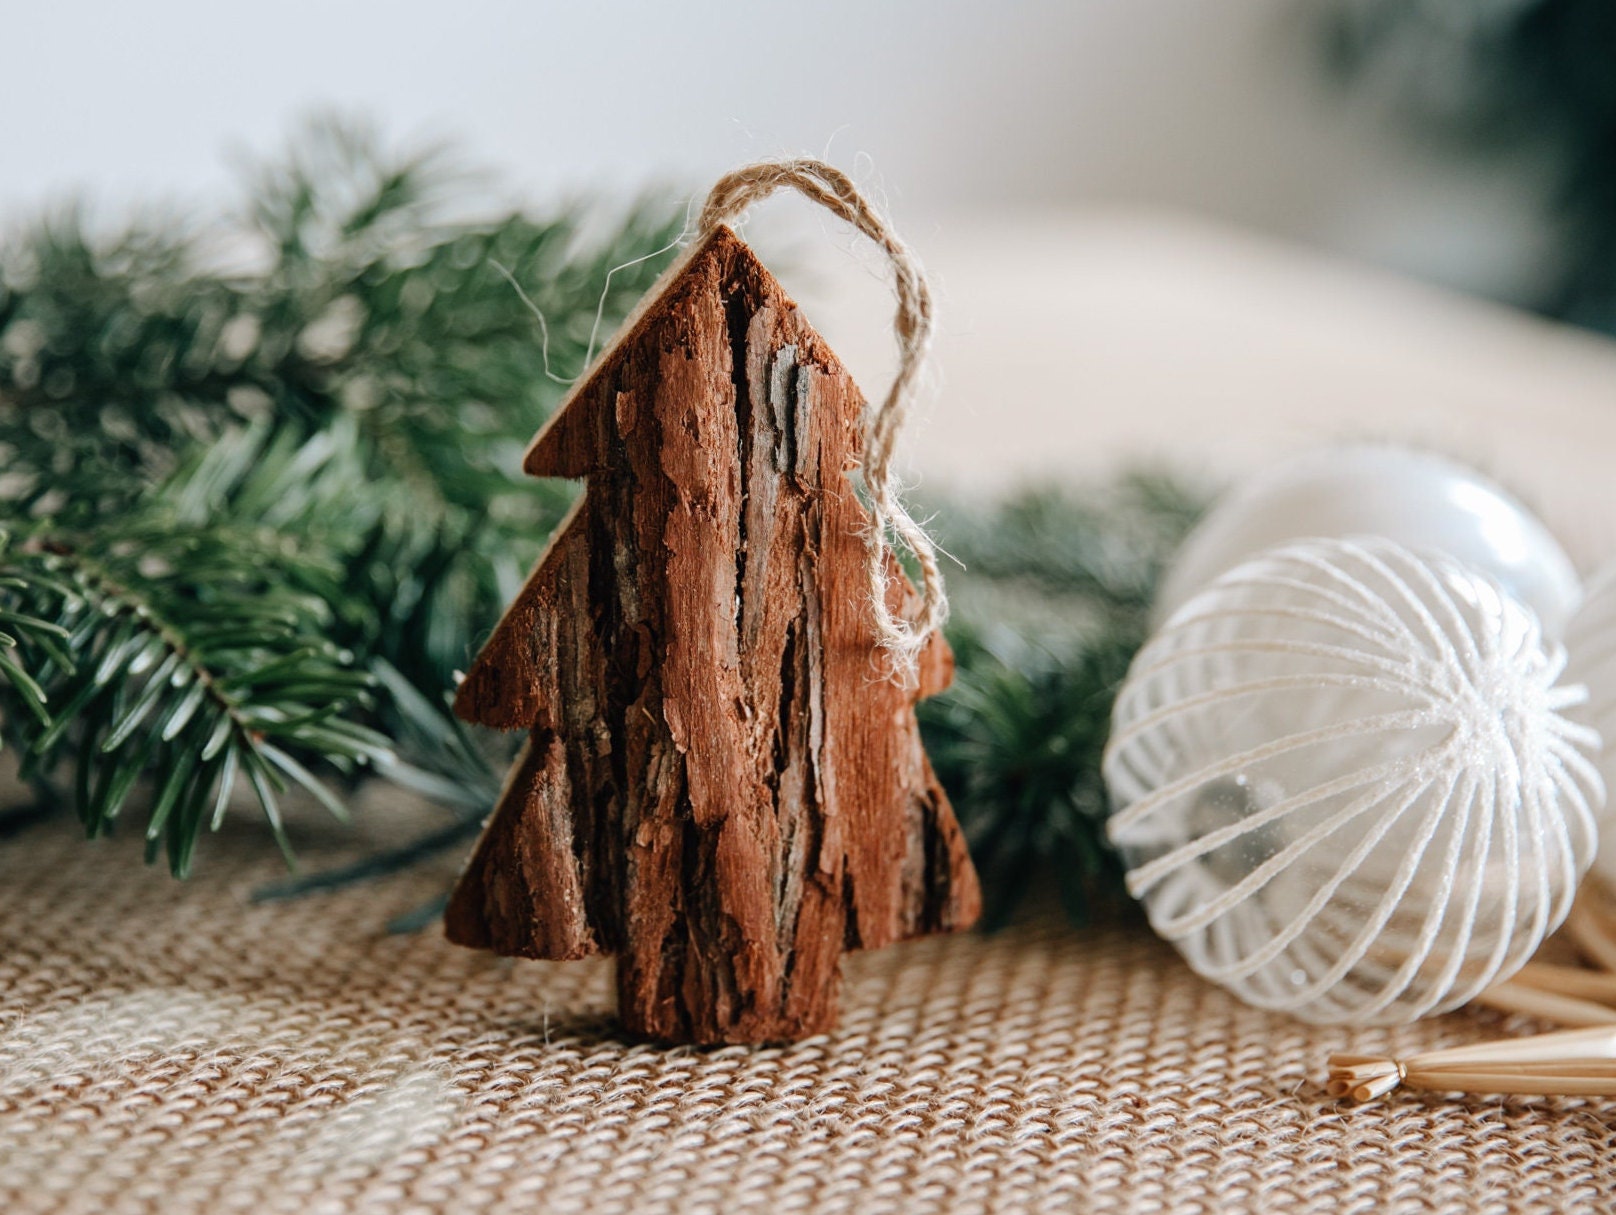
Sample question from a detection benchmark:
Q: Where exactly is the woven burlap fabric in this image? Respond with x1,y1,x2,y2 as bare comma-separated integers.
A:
1,796,1613,1215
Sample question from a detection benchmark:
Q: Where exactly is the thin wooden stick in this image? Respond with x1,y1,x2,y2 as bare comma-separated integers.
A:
1328,1025,1616,1102
1509,961,1616,1006
1399,1066,1616,1099
1474,981,1616,1027
1564,894,1616,973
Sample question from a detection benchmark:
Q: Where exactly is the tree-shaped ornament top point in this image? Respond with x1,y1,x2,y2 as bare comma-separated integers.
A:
446,164,980,1044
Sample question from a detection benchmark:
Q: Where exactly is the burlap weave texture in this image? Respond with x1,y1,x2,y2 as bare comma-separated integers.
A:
2,800,1612,1215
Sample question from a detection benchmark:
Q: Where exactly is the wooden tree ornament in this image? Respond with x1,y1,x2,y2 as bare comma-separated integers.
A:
445,162,981,1045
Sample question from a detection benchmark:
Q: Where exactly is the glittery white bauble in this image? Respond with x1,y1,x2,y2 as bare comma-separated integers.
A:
1156,446,1582,638
1105,537,1601,1025
1565,563,1616,886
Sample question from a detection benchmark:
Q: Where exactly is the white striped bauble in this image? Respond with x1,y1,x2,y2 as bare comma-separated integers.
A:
1104,536,1601,1025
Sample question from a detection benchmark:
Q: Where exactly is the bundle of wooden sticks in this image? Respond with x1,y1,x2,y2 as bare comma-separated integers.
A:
1331,881,1616,1101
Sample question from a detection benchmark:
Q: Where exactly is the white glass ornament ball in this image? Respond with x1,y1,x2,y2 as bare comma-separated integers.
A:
1155,446,1582,639
1565,562,1616,886
1105,536,1600,1026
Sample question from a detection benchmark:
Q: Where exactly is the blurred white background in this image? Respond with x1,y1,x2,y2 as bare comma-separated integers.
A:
14,0,1607,528
0,0,1555,302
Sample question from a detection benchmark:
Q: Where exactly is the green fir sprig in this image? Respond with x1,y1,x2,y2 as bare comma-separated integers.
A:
919,477,1204,924
0,515,386,874
0,117,681,875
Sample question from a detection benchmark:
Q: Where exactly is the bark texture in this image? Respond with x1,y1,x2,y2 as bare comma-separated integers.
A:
446,225,980,1044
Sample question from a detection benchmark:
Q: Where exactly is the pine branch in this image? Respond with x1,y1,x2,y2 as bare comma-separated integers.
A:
0,518,389,876
919,627,1140,927
918,476,1206,925
0,115,683,876
0,113,682,552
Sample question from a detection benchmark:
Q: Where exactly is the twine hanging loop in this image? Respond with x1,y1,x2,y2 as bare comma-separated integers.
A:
697,159,946,670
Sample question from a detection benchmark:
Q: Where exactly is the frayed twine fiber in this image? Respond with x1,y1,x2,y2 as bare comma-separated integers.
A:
698,159,945,672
